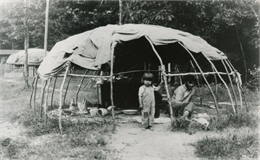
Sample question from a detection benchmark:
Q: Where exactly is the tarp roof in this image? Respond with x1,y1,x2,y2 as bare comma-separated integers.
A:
38,24,227,79
6,48,47,65
0,50,22,56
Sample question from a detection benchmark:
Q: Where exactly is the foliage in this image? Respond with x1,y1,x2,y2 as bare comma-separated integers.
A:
0,0,119,50
245,66,260,90
1,0,259,81
122,0,259,81
0,0,45,49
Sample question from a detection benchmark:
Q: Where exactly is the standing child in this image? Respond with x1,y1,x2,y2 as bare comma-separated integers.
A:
138,73,156,131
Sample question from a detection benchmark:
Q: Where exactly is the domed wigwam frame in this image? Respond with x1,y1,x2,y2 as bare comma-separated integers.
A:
29,24,246,134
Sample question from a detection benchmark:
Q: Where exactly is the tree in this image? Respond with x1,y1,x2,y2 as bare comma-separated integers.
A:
1,0,258,83
122,0,259,82
24,0,29,88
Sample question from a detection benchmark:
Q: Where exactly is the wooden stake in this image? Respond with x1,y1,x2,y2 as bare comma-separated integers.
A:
224,60,244,108
44,78,51,125
176,66,182,85
211,65,218,99
166,71,231,76
57,73,108,78
221,60,239,113
110,42,117,120
29,76,36,108
168,63,171,83
44,0,49,57
178,42,220,115
59,63,71,134
75,70,88,103
50,76,57,107
190,61,203,107
203,56,236,114
33,75,39,114
40,79,47,118
97,71,103,105
145,36,174,121
63,76,72,105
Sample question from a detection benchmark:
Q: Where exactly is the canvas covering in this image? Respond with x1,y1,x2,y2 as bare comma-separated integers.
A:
6,48,47,65
38,24,227,79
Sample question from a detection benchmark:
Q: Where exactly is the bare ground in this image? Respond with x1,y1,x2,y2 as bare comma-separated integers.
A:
0,77,212,160
109,121,212,160
0,116,210,160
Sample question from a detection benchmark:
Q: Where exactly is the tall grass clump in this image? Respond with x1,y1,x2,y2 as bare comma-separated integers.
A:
11,108,60,136
0,138,29,159
209,109,259,131
192,128,259,159
9,107,118,160
192,105,259,159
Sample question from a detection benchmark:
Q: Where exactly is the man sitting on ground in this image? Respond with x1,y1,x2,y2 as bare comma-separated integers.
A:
170,76,196,122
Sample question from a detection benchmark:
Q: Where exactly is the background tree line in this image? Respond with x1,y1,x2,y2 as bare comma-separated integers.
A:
0,0,259,83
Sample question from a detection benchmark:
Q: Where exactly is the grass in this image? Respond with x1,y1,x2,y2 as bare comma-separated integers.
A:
14,113,117,159
0,138,29,159
168,82,260,159
1,76,259,160
208,109,259,131
192,128,259,159
0,77,119,160
191,88,260,160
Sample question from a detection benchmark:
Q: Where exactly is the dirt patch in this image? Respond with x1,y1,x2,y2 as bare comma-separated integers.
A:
109,120,210,160
0,77,211,160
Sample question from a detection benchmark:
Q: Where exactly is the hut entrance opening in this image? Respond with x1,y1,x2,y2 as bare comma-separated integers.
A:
100,36,198,110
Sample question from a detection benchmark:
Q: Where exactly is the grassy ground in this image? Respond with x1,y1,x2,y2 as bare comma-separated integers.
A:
0,76,259,159
0,77,119,160
191,86,260,160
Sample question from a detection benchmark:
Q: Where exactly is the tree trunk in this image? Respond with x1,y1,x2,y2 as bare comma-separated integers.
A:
235,26,247,83
44,0,50,57
23,0,29,89
119,0,122,25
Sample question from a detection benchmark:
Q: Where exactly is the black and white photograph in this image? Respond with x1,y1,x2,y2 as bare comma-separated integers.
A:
0,0,259,159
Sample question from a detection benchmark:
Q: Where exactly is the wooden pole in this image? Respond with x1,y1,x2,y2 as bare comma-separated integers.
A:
63,76,72,105
23,0,29,88
29,76,36,108
75,70,88,103
190,61,203,107
144,36,174,121
110,42,117,120
97,71,103,105
119,0,122,25
178,42,220,115
176,66,182,85
44,78,51,125
236,26,248,83
212,65,218,99
168,63,171,83
44,0,50,57
57,73,109,78
224,60,243,108
202,56,236,114
59,70,231,77
33,75,39,114
59,63,71,134
221,60,239,113
40,79,47,118
50,76,57,107
228,63,249,112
